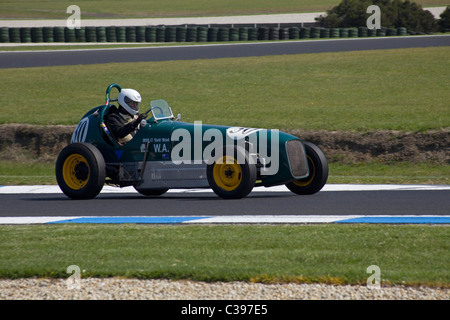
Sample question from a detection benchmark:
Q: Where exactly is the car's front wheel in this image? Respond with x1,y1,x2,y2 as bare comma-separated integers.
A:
207,146,256,199
286,141,328,195
55,143,106,199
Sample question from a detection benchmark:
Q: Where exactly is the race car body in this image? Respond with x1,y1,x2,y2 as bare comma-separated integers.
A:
56,84,328,199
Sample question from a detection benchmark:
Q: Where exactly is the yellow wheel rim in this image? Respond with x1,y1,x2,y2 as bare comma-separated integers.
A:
62,154,90,190
293,155,315,187
213,155,242,191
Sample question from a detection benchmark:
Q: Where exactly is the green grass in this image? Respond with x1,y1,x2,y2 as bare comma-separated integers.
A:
1,161,448,185
0,224,448,286
0,161,56,185
1,47,449,132
1,0,446,19
330,162,450,185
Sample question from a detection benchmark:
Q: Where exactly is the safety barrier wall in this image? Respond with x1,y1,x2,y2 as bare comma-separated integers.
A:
0,26,411,43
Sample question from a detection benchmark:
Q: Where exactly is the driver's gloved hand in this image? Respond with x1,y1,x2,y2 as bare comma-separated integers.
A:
132,113,148,128
137,113,147,121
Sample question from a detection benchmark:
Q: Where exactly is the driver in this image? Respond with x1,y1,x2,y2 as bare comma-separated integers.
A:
105,88,147,145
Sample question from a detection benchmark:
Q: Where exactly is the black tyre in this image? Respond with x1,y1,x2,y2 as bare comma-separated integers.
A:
286,141,328,195
55,143,106,199
207,146,256,199
134,187,169,196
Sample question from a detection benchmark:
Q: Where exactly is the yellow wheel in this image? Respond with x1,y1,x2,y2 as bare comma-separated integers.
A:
207,146,256,199
56,143,105,199
212,155,243,191
62,154,90,190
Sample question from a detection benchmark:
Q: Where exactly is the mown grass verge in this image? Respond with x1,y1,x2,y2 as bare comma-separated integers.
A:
0,224,448,287
1,47,449,132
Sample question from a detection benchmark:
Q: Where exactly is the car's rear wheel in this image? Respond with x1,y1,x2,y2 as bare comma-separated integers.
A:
56,143,106,199
286,141,328,195
207,146,256,199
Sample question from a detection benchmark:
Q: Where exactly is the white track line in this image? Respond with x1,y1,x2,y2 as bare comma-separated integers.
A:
1,215,449,225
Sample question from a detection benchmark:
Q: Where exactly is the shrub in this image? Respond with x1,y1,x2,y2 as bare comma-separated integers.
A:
316,0,438,33
438,6,450,32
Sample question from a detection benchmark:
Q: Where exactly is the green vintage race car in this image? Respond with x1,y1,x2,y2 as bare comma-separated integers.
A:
56,84,328,199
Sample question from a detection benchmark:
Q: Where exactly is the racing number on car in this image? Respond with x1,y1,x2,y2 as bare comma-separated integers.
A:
226,127,261,140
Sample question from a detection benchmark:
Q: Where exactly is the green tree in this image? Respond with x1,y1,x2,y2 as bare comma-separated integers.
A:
438,6,450,32
316,0,437,33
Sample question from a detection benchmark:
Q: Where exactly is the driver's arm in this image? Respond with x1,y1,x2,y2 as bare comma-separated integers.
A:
105,114,141,139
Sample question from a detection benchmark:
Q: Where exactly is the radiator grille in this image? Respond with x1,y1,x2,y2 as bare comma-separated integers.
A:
286,140,308,177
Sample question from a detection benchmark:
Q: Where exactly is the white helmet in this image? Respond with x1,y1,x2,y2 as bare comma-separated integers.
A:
118,88,142,115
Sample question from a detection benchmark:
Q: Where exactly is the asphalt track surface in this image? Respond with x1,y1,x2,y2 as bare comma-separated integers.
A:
1,189,449,217
1,35,449,69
